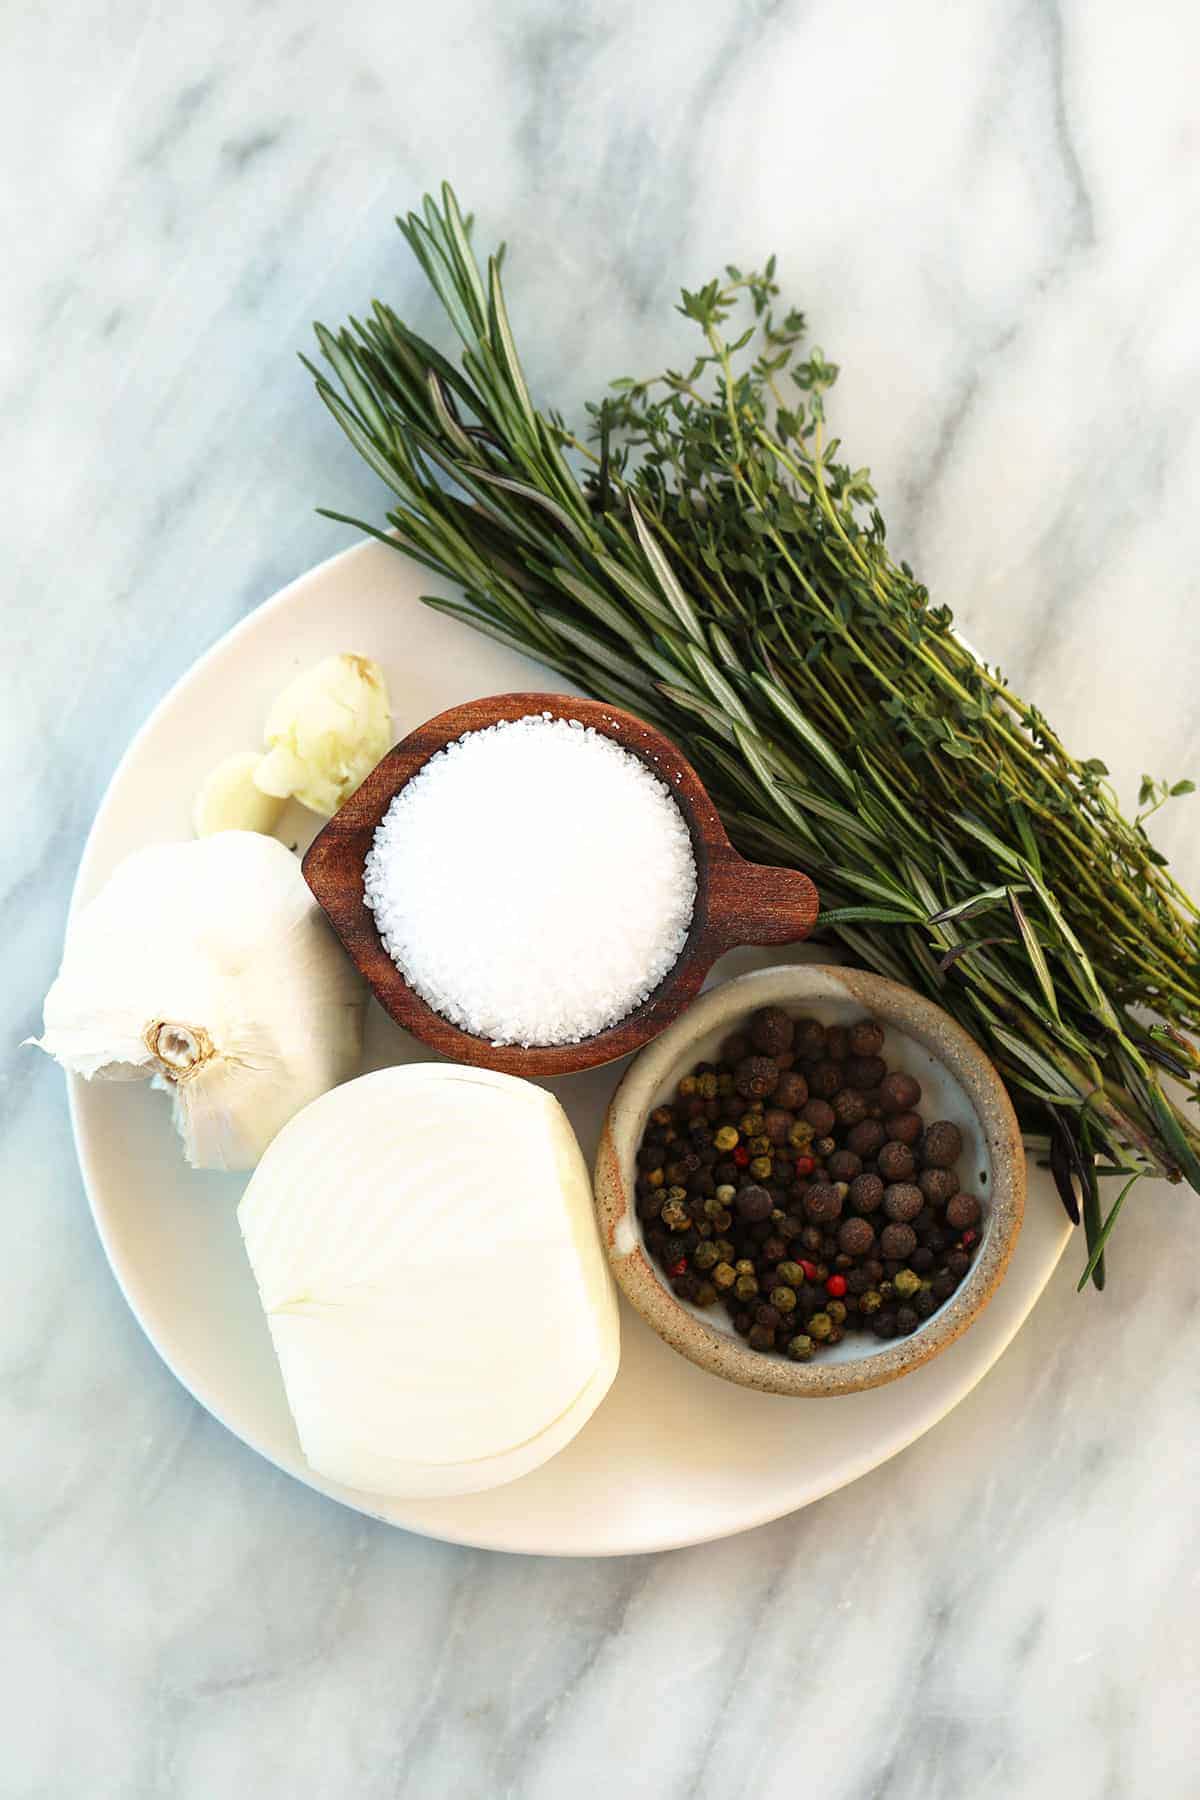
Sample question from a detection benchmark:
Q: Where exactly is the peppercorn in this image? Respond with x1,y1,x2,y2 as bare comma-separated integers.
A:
800,1098,836,1136
885,1110,923,1147
747,1322,775,1351
808,1311,833,1341
713,1125,739,1152
946,1192,981,1230
774,1070,809,1111
827,1089,865,1130
808,1061,843,1099
880,1070,921,1112
846,1119,887,1159
677,1075,698,1099
722,1032,750,1066
879,1222,917,1260
732,1311,752,1336
930,1273,956,1302
784,1333,814,1362
693,1240,720,1271
872,1311,899,1339
755,1300,783,1329
825,1273,847,1298
849,1173,884,1214
803,1182,843,1224
746,1134,771,1158
735,1273,760,1301
895,1306,919,1334
760,1108,791,1147
838,1216,875,1257
734,1184,773,1223
712,1207,733,1232
893,1268,921,1299
925,1228,950,1255
637,1143,667,1172
647,1168,665,1189
673,1273,702,1302
695,1282,718,1307
848,1019,884,1058
845,1055,887,1091
695,1072,718,1101
859,1289,883,1315
787,1121,815,1152
762,1236,787,1265
910,1246,934,1273
878,1141,917,1182
748,1155,773,1180
749,1005,794,1057
660,1196,692,1232
921,1120,963,1168
717,1072,735,1096
826,1299,847,1324
650,1105,673,1128
771,1286,797,1313
883,1183,923,1223
713,1261,737,1290
913,1287,935,1318
919,1167,960,1205
775,1260,803,1288
946,1250,972,1279
712,1238,735,1262
735,1055,780,1100
813,1135,837,1158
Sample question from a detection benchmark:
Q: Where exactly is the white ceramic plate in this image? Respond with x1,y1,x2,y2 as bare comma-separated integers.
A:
68,538,1072,1556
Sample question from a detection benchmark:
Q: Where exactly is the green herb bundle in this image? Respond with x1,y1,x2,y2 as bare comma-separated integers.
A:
307,184,1200,1288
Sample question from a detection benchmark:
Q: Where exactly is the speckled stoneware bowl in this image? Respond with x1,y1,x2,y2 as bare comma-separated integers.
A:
594,964,1025,1397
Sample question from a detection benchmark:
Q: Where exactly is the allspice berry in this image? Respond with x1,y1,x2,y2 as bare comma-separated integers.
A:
792,1018,826,1060
826,1149,863,1183
919,1166,960,1205
922,1120,964,1168
879,1071,921,1113
848,1019,884,1058
750,1006,794,1057
832,1088,869,1128
849,1172,885,1214
946,1192,981,1230
808,1061,844,1099
877,1140,917,1182
735,1055,780,1100
801,1098,836,1136
838,1215,876,1256
846,1119,887,1160
883,1183,923,1223
774,1069,809,1111
879,1222,918,1260
803,1182,844,1224
845,1055,887,1090
886,1111,923,1147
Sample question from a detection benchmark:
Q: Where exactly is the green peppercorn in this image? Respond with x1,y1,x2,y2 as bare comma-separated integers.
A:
776,1260,804,1287
749,1155,774,1180
734,1258,756,1276
666,1184,688,1204
747,1322,775,1351
859,1289,883,1315
738,1112,761,1136
713,1262,737,1291
893,1268,922,1299
808,1311,833,1341
747,1134,771,1157
826,1299,847,1325
715,1182,736,1204
660,1197,692,1232
786,1334,815,1362
697,1072,719,1100
771,1286,797,1313
713,1125,739,1152
678,1075,698,1099
713,1238,735,1262
788,1120,815,1149
713,1207,733,1232
716,1072,735,1096
735,1273,760,1301
693,1241,720,1272
695,1282,718,1307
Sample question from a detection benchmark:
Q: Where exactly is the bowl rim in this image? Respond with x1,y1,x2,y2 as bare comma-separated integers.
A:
593,963,1026,1396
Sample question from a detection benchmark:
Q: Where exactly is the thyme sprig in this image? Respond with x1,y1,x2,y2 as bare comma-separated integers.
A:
308,185,1200,1287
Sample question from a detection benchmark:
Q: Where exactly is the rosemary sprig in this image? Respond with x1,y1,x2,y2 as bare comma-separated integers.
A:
308,184,1200,1288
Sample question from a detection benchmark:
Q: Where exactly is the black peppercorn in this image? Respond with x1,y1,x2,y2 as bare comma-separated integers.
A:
872,1311,899,1339
913,1287,935,1318
793,1018,827,1060
921,1120,964,1168
910,1246,935,1273
930,1273,957,1302
748,1322,776,1351
826,1149,863,1183
946,1250,972,1279
735,1184,774,1223
895,1307,919,1335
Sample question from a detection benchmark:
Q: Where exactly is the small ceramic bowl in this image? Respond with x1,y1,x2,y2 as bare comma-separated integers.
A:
594,963,1025,1396
302,692,819,1078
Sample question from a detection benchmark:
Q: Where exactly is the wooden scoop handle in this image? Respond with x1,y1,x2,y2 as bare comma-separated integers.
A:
706,854,820,953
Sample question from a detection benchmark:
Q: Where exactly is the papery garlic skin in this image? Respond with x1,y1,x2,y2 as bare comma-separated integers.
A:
193,751,286,837
35,832,364,1171
253,654,392,817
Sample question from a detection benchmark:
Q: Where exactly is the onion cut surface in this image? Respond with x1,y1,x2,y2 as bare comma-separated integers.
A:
238,1064,620,1497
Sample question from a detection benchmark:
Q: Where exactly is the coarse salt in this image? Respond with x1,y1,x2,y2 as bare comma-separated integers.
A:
363,714,697,1046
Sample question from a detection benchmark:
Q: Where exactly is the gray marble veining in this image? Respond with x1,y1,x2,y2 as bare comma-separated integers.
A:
4,1,1199,1794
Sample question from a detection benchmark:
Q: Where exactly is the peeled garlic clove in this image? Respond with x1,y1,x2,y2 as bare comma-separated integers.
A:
193,751,286,837
253,654,392,817
34,832,364,1171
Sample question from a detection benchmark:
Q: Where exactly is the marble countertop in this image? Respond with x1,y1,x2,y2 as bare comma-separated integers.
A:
7,2,1200,1794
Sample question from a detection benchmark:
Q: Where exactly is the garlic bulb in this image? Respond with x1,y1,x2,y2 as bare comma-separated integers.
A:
35,832,364,1171
192,750,285,837
253,654,392,817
